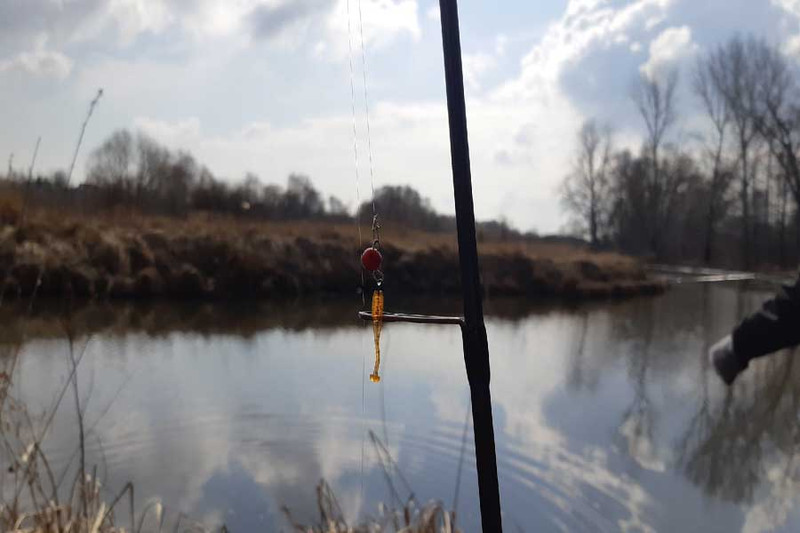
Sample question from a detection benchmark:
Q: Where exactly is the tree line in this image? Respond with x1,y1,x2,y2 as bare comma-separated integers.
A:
561,35,800,268
2,128,522,241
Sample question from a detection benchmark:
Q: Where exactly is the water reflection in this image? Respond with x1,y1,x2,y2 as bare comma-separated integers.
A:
0,294,617,343
678,348,800,523
2,283,800,531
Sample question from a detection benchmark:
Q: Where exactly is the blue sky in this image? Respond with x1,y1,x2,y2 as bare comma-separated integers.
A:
1,0,799,233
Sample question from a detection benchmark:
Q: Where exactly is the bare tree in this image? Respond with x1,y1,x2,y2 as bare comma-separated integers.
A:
693,57,734,263
632,69,679,256
285,174,324,218
705,37,762,267
744,38,800,254
634,70,679,175
328,196,348,217
86,129,135,189
560,119,613,246
777,174,793,266
135,132,170,199
242,173,262,197
159,151,197,214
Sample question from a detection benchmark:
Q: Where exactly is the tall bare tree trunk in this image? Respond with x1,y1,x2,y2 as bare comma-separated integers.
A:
741,144,751,268
764,152,771,263
704,202,715,264
632,71,677,259
590,201,598,247
779,179,788,267
796,208,800,265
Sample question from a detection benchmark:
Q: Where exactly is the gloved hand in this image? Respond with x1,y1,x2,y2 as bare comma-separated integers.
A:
709,335,746,385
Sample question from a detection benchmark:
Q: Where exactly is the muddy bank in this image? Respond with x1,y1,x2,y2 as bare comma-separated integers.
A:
0,218,665,302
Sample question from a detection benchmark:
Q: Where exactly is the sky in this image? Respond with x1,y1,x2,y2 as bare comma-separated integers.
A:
1,0,800,234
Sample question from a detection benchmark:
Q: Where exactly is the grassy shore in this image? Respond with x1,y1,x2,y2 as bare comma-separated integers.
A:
0,207,665,302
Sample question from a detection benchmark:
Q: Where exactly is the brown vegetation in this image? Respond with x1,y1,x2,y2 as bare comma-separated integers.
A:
0,207,663,303
283,479,459,533
0,186,22,227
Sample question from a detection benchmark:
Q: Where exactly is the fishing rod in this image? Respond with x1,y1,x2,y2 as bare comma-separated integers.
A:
358,0,503,529
437,0,502,529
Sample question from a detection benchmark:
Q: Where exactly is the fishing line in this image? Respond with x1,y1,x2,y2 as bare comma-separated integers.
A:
348,0,382,514
356,0,378,217
360,326,367,504
379,331,391,447
346,0,370,510
452,397,472,518
346,0,365,298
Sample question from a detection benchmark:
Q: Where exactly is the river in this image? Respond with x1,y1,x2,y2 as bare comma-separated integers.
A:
2,282,798,532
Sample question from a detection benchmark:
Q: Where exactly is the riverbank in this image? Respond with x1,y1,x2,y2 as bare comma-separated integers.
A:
0,212,665,302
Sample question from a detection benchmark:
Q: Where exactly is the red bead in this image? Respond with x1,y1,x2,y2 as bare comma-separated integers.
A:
361,247,382,271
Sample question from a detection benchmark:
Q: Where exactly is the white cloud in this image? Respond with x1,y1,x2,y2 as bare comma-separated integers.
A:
773,0,800,17
775,0,800,56
93,0,292,43
180,0,259,39
0,0,251,50
463,52,496,90
645,14,666,30
784,34,800,57
134,117,203,141
102,0,173,43
325,0,420,58
248,0,331,44
22,0,177,47
177,0,420,53
495,34,509,56
425,4,440,21
495,0,675,100
771,0,800,60
1,0,419,59
640,25,697,80
0,36,73,79
459,34,510,92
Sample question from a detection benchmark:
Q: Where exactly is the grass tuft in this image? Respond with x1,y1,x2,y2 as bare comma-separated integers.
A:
282,481,460,533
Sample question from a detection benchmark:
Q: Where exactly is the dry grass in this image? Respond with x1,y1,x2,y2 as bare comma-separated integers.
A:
0,332,224,533
283,481,459,533
0,206,660,301
0,341,126,533
0,188,22,226
16,206,631,265
283,431,461,533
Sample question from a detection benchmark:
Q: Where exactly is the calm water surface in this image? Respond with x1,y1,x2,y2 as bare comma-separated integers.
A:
3,283,799,532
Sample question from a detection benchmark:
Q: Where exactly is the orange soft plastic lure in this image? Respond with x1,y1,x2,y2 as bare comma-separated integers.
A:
370,290,384,383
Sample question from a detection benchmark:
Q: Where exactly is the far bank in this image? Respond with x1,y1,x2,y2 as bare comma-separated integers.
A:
0,212,666,302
